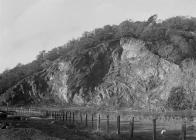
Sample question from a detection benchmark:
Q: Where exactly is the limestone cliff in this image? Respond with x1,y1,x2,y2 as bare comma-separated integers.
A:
0,59,70,106
0,38,183,109
92,38,183,110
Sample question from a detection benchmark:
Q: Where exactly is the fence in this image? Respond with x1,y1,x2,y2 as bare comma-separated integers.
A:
45,110,195,140
1,106,196,140
0,106,45,117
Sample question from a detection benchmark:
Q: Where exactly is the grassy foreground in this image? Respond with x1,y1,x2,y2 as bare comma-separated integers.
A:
0,117,196,140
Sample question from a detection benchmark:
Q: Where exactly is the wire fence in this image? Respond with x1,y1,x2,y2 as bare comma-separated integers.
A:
1,106,196,140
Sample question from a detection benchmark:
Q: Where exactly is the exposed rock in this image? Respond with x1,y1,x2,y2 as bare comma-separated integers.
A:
93,38,183,110
0,37,183,110
121,38,182,99
0,59,70,106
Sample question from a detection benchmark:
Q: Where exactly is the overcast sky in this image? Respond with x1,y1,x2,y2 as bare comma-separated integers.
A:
0,0,196,73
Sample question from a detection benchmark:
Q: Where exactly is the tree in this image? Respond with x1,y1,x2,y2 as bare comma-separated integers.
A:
181,59,196,110
167,86,191,110
118,20,136,37
147,14,158,24
36,50,46,62
162,16,196,31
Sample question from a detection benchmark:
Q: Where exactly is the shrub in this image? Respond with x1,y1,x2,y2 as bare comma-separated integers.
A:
166,86,191,110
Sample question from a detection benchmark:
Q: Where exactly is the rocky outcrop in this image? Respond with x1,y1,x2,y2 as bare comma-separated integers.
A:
92,38,182,110
0,59,70,106
121,38,182,94
0,40,122,106
0,38,183,109
121,38,182,108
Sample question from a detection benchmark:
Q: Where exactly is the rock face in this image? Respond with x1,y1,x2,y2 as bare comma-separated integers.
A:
0,60,70,106
120,38,182,109
92,38,182,110
0,38,183,109
121,38,182,96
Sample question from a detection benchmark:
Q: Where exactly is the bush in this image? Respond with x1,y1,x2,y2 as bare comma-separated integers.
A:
166,86,191,110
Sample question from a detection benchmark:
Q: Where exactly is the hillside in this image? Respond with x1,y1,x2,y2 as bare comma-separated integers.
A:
0,15,196,110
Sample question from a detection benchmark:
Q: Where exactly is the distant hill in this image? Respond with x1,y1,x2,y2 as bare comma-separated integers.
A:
0,15,196,110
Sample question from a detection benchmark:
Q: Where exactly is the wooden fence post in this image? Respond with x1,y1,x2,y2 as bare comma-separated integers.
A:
6,103,8,112
85,113,88,127
69,111,72,123
50,111,51,118
117,115,120,135
181,120,186,140
92,114,94,128
52,111,54,119
46,111,48,118
73,112,75,124
97,114,101,131
54,112,56,120
106,114,109,133
61,112,63,120
130,117,134,138
63,111,65,121
29,108,31,115
153,118,156,140
80,113,83,124
65,111,68,121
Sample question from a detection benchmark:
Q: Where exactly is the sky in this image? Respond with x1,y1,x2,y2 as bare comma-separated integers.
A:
0,0,196,73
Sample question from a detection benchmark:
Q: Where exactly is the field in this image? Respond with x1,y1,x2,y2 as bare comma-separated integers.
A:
0,107,196,140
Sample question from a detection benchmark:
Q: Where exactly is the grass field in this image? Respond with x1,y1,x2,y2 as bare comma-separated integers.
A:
0,106,196,140
0,115,195,140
